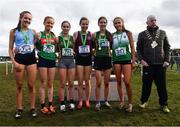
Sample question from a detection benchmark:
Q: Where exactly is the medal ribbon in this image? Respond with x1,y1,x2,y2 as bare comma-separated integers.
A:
80,31,87,46
62,34,70,48
21,30,29,44
45,33,52,44
115,32,123,45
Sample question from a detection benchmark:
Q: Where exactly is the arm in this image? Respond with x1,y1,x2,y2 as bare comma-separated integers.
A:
128,31,136,69
73,32,78,55
73,31,78,43
55,37,60,59
163,31,171,63
32,29,39,46
162,31,171,67
33,30,41,50
136,32,149,67
8,29,16,64
8,29,22,70
92,32,96,55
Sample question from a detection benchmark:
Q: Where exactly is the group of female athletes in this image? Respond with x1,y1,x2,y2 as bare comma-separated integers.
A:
9,11,135,119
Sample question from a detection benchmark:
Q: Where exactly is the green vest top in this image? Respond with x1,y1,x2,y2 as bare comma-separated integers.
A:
58,35,74,57
37,32,56,61
94,31,111,57
112,32,131,62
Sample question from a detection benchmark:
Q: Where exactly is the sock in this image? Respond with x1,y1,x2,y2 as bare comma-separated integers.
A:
96,101,100,104
18,109,23,112
41,103,45,109
49,102,52,107
60,101,65,105
70,99,74,103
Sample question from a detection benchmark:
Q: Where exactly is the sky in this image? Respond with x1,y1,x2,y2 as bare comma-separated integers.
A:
0,0,180,56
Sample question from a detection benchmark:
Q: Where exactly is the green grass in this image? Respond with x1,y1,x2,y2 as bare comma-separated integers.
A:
0,63,180,126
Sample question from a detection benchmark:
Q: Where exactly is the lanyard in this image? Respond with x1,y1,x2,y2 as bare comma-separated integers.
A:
62,34,70,48
21,30,29,44
115,32,123,44
80,31,87,46
98,33,107,49
98,33,107,41
45,33,52,44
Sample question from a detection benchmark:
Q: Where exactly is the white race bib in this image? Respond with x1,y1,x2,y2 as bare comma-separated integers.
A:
78,45,90,53
115,47,126,56
18,44,33,54
43,44,55,53
62,48,73,56
99,40,109,47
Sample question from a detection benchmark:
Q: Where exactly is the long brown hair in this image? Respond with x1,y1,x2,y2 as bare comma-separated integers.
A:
14,11,31,32
79,17,89,25
113,17,127,32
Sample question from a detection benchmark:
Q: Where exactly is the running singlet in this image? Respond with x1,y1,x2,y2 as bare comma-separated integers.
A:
37,32,56,60
74,31,92,57
14,29,34,54
94,31,112,57
58,35,74,57
112,32,131,62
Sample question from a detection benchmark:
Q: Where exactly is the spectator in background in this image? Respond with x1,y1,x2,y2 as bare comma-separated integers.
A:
169,50,175,70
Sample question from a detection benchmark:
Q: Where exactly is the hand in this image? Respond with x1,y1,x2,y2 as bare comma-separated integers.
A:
163,61,169,67
13,61,24,71
131,62,136,70
140,59,149,67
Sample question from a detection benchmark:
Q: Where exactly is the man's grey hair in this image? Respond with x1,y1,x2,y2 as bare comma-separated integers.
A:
146,15,156,23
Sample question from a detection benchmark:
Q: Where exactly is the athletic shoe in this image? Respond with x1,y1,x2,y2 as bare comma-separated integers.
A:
85,100,90,109
95,103,101,111
139,102,148,108
14,109,23,119
77,101,83,110
41,107,49,114
49,105,55,113
30,109,37,118
126,104,133,113
104,101,112,109
117,102,125,110
69,103,75,111
162,106,170,113
60,104,66,112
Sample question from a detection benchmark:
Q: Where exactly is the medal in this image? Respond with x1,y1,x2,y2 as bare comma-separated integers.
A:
151,41,158,48
145,30,160,48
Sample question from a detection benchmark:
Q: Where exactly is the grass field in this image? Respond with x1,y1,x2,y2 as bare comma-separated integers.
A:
0,63,180,126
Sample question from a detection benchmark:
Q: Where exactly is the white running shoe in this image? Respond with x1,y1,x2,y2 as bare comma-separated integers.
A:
60,104,66,112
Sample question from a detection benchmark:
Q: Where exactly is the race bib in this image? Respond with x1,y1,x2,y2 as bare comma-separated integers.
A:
99,40,109,47
115,47,126,56
62,48,73,56
78,45,90,53
43,44,55,53
18,44,33,54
